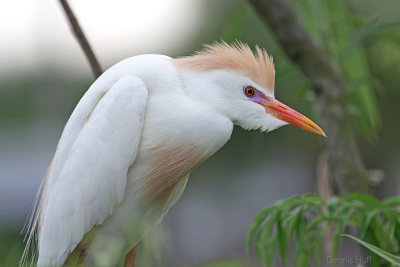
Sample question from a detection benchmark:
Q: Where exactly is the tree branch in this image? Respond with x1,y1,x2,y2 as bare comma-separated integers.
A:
59,0,103,78
248,0,370,194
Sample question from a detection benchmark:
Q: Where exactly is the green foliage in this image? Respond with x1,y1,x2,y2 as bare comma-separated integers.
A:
290,0,388,141
287,0,400,143
343,234,400,266
246,193,400,267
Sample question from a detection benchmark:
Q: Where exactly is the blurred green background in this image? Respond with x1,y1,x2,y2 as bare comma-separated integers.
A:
1,0,400,266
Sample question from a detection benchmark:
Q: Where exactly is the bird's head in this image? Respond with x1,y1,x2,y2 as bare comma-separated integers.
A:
174,41,325,136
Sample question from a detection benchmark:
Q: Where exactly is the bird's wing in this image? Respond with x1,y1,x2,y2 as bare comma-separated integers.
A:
37,75,148,266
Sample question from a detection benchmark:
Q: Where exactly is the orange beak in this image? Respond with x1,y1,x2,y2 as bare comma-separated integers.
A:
261,97,326,137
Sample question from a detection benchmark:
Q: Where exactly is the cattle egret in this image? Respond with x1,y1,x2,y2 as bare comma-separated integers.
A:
22,42,325,267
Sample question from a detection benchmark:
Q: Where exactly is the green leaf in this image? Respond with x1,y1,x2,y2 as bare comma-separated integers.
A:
256,210,279,266
285,207,303,238
295,211,306,250
381,208,400,223
360,209,380,239
333,207,355,256
394,223,400,254
342,234,400,266
382,197,400,208
301,193,325,208
277,212,288,264
297,247,311,267
342,193,380,207
246,206,275,253
306,215,329,230
327,197,339,218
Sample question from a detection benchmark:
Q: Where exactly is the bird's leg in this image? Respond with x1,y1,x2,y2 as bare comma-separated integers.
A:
124,245,138,267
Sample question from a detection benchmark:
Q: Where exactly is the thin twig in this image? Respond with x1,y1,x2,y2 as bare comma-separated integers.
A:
59,0,103,78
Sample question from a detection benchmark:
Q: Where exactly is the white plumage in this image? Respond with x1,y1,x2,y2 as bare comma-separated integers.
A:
23,42,325,267
38,74,148,265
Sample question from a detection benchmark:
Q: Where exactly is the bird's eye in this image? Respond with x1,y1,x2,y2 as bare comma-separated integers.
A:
244,86,255,97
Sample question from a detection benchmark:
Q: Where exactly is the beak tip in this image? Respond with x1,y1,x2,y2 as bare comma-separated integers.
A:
315,128,327,137
319,129,327,137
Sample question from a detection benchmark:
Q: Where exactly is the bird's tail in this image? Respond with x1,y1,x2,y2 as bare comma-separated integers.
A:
20,159,53,266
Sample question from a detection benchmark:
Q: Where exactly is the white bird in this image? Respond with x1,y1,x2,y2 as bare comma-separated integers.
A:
22,41,325,267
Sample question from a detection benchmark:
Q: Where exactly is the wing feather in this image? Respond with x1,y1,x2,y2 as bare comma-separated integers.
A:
29,75,148,266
